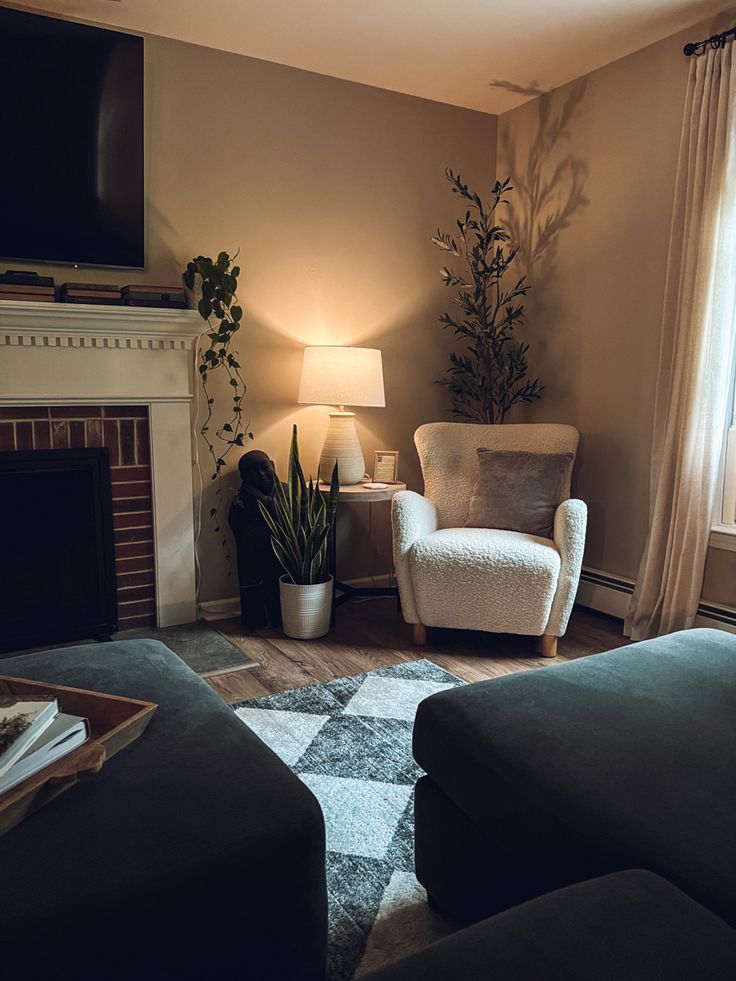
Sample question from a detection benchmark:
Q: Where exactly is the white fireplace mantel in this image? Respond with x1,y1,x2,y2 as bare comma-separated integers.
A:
0,300,204,628
0,298,202,349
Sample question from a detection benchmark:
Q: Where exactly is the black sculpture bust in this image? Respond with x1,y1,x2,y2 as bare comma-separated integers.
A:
228,450,282,628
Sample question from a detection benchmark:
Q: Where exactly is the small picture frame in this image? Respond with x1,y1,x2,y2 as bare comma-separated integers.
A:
373,450,399,483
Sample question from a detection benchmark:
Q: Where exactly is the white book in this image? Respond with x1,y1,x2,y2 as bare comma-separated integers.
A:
0,713,90,796
0,697,59,778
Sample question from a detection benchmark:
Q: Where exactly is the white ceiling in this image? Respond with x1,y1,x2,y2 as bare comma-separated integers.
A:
6,0,727,113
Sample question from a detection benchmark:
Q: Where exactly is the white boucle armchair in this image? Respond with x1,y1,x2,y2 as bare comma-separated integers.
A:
391,422,587,657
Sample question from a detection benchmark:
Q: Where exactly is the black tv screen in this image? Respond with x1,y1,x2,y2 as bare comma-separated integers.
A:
0,8,144,268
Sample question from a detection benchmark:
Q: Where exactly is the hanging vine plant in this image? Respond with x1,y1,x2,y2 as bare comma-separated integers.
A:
432,169,544,423
184,251,252,535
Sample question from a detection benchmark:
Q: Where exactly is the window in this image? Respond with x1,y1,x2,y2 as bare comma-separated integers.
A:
721,431,736,525
718,374,736,527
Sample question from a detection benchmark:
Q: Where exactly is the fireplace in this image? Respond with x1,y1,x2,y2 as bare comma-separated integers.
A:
0,447,118,652
0,301,201,631
0,405,157,647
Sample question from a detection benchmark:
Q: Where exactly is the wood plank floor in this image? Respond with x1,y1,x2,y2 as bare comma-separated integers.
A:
206,601,630,704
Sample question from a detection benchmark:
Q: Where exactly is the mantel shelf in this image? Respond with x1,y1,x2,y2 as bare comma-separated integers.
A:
0,299,203,350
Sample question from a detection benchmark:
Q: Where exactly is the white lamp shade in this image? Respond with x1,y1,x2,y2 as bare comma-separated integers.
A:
298,346,386,408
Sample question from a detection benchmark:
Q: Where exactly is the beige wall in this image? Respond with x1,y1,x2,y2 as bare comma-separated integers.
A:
497,17,735,608
14,35,495,602
11,15,735,612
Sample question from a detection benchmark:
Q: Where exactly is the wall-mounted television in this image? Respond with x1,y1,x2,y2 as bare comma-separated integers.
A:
0,7,144,269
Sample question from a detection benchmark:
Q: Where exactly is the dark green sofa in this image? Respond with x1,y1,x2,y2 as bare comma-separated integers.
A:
363,870,736,981
0,640,327,981
413,628,736,927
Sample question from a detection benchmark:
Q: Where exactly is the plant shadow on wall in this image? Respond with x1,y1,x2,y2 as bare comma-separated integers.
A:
493,77,590,297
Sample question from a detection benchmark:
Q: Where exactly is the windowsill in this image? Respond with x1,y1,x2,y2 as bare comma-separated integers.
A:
710,525,736,551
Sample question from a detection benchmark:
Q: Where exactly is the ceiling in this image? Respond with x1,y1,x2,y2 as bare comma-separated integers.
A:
6,0,727,113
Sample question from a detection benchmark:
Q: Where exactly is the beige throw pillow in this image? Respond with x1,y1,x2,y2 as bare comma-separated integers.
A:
466,449,574,539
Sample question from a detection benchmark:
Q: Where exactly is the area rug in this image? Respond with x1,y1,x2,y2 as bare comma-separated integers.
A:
115,621,257,677
231,660,464,980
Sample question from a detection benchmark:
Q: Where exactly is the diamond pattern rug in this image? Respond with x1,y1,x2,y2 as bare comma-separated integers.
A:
231,659,464,980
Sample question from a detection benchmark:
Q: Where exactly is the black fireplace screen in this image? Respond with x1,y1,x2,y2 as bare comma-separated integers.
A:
0,448,118,654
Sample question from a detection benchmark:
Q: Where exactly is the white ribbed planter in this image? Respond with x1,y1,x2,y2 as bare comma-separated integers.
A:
279,576,333,639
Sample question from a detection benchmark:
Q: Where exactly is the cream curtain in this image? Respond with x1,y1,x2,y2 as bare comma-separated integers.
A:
626,43,736,640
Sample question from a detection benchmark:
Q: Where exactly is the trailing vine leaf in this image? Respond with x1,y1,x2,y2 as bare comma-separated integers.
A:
184,251,252,534
433,169,544,423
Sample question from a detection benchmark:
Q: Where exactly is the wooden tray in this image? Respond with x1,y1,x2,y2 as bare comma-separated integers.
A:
0,675,157,836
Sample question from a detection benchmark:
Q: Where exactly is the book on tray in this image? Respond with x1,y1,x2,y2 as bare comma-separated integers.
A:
0,714,90,795
0,696,58,776
0,696,89,794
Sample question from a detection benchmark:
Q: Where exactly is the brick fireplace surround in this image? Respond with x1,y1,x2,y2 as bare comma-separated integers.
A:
0,300,202,632
0,404,156,629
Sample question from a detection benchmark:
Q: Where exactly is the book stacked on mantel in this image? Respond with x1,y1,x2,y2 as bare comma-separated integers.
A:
122,283,187,309
60,282,123,305
0,270,55,302
0,695,89,796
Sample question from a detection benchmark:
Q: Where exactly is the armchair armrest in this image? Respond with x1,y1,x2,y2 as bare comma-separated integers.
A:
546,499,588,637
391,491,438,624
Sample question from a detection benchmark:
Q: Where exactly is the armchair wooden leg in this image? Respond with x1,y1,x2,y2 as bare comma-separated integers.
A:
413,623,427,646
541,634,558,658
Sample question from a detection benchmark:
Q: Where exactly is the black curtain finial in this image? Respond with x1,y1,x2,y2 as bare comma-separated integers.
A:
683,27,736,57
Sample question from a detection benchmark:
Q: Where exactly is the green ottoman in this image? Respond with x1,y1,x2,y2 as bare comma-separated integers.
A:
0,640,327,981
413,628,736,925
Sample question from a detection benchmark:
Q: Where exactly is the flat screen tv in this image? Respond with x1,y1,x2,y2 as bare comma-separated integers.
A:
0,8,144,269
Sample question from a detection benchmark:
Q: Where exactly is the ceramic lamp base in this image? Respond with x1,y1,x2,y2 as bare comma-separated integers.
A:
319,410,365,484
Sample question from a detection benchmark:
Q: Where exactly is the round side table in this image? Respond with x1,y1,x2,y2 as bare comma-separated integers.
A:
319,480,406,621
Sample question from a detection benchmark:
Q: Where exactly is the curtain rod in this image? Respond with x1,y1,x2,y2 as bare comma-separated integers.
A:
683,26,736,56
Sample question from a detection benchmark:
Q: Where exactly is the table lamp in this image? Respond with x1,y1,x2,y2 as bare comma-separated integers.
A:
298,346,385,484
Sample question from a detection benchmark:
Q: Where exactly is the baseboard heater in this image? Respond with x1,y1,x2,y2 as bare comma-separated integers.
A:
577,566,736,630
579,569,635,594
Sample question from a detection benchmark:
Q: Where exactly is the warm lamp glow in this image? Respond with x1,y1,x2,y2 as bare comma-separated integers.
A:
297,346,386,485
298,346,385,408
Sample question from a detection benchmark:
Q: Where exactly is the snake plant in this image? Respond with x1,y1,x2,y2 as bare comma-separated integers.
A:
259,425,340,585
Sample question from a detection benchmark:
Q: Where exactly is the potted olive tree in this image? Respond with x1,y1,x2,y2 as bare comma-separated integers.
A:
259,426,339,639
432,169,544,421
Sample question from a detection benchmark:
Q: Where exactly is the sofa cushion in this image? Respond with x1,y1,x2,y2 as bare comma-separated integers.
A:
362,870,736,981
0,640,327,981
413,628,736,926
466,448,573,538
410,527,560,634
